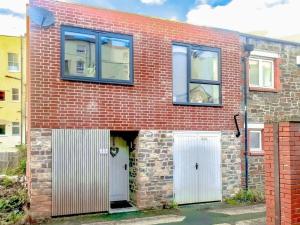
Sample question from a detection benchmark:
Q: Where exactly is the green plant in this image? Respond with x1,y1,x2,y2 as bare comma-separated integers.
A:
5,145,27,176
162,200,178,209
0,189,27,213
0,177,13,188
225,189,265,205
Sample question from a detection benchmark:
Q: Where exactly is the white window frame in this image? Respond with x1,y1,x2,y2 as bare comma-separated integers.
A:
249,57,274,89
76,45,86,54
8,53,20,72
12,122,20,136
11,88,20,102
249,130,263,152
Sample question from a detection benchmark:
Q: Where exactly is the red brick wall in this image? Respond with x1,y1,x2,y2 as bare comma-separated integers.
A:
29,0,241,131
264,122,300,225
264,123,276,225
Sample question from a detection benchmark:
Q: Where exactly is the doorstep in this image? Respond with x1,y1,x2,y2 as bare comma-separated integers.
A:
81,215,185,225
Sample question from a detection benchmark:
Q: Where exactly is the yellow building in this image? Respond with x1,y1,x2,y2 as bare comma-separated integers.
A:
0,35,26,151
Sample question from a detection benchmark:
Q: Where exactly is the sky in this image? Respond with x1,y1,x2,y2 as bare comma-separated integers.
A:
0,0,299,42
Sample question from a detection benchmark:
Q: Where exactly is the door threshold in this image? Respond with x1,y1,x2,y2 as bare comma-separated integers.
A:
109,206,138,214
109,201,138,214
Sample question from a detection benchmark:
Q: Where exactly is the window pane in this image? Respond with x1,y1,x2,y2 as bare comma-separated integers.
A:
0,91,5,101
8,53,19,71
12,122,20,135
262,61,273,88
12,88,19,101
101,37,130,81
64,31,96,77
250,131,261,149
249,59,259,86
172,45,188,103
0,125,5,135
189,84,220,104
191,50,218,81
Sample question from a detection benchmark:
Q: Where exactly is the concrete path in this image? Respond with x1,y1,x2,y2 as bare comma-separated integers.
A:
208,204,265,215
215,217,265,225
82,215,185,225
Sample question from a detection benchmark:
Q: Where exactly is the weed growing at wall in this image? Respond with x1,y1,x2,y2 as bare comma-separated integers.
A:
225,189,265,205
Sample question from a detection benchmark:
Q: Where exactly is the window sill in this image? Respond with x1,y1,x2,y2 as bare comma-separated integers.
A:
249,151,264,156
8,70,20,73
173,102,223,107
61,76,134,86
249,87,278,93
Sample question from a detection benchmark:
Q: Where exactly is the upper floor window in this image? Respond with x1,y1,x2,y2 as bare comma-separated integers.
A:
249,58,274,88
12,88,19,101
249,50,281,91
0,91,5,101
172,44,221,106
8,53,19,72
61,26,133,85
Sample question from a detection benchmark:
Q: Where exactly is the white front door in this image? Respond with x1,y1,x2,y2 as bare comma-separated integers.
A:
173,131,222,204
110,137,129,202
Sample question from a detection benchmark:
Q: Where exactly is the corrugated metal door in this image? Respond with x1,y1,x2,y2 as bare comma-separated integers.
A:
173,131,221,204
52,129,110,216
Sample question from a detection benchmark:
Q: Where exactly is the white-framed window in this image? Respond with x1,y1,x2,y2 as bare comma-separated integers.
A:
12,122,20,136
249,130,263,152
249,58,274,89
8,53,19,72
76,60,85,73
76,45,86,54
12,88,19,101
0,124,5,135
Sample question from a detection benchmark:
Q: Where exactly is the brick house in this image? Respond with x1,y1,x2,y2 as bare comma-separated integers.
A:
27,0,300,219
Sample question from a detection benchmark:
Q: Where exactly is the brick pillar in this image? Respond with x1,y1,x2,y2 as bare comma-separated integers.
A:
264,122,300,225
264,124,276,225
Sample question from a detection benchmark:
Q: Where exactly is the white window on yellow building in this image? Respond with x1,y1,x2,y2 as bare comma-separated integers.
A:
12,88,19,101
12,122,20,136
8,53,19,72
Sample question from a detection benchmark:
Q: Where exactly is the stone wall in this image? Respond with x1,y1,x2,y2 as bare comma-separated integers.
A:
248,156,264,192
129,145,137,205
221,131,242,198
28,128,52,218
135,130,173,209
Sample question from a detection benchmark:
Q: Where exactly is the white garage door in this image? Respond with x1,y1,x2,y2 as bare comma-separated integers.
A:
173,131,222,204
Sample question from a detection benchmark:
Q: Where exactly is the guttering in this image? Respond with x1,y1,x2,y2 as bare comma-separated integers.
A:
243,40,254,190
20,36,24,144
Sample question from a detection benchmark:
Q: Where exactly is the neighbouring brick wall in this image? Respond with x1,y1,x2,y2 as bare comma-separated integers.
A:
29,128,52,218
264,124,275,225
240,36,300,192
264,122,300,225
135,130,173,209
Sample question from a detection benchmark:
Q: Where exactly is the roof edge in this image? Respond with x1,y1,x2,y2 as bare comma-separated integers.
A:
241,33,300,47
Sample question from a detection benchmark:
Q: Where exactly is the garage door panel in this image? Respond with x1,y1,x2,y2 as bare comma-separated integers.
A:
52,129,110,216
174,132,221,204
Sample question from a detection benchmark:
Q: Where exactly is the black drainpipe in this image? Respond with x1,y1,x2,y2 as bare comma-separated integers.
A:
243,39,254,190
